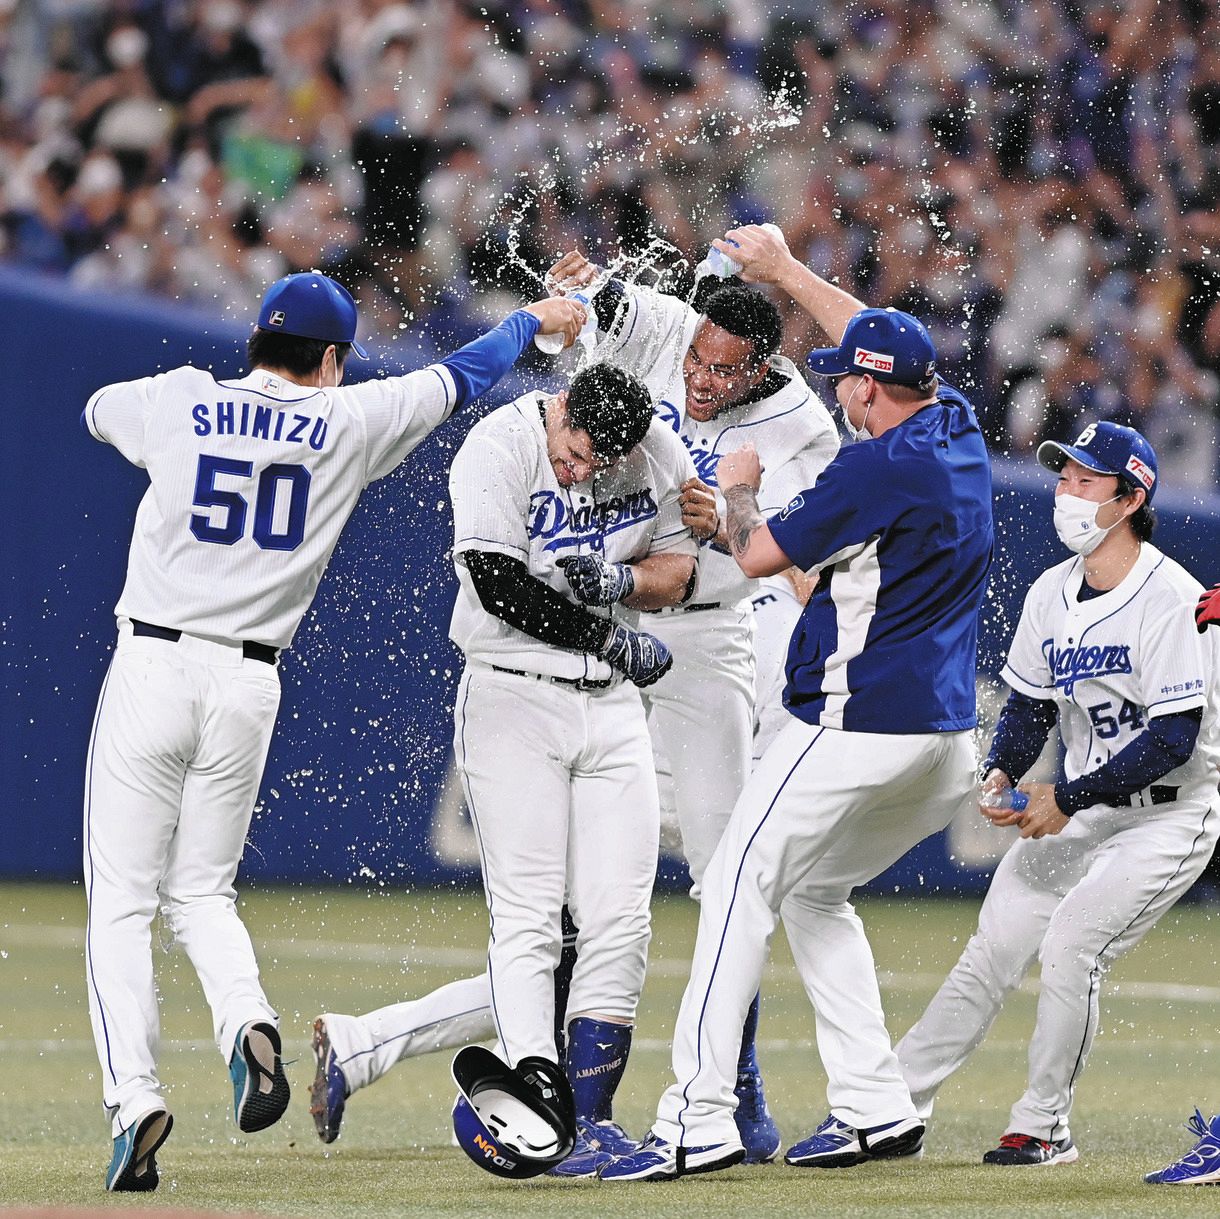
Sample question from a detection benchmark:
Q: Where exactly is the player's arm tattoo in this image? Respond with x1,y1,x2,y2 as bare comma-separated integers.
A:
724,484,765,559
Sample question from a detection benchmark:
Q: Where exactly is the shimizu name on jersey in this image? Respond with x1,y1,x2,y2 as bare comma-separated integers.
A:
448,393,697,682
191,399,329,451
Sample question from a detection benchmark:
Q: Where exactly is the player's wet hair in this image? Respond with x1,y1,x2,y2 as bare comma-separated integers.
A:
701,285,782,365
566,364,653,461
247,328,352,378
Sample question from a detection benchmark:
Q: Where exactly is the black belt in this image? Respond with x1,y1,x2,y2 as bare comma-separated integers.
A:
491,664,613,691
657,601,724,614
131,619,278,666
1115,785,1179,808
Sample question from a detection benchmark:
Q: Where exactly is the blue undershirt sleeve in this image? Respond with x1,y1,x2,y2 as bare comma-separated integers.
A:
439,310,541,409
1055,709,1202,815
984,689,1057,782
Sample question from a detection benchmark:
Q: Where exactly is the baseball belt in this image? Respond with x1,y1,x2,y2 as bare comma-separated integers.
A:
131,619,279,666
490,664,613,691
656,601,724,615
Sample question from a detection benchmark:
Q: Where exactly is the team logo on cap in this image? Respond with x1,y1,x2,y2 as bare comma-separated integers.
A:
854,347,894,373
268,310,286,327
1125,455,1155,490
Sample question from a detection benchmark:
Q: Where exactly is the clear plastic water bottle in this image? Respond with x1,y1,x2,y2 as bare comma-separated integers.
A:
984,787,1028,811
695,240,743,280
534,291,597,355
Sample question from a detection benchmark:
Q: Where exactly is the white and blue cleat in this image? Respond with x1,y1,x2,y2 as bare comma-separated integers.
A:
1146,1109,1220,1185
105,1107,173,1192
309,1017,349,1144
785,1113,924,1168
230,1020,290,1134
549,1118,637,1177
597,1131,745,1182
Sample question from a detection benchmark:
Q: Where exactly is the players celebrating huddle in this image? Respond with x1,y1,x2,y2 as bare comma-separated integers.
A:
81,225,1219,1194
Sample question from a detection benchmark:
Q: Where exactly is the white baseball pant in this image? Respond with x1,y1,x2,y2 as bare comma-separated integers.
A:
646,604,755,891
652,718,977,1147
453,663,659,1065
84,626,280,1136
896,797,1219,1143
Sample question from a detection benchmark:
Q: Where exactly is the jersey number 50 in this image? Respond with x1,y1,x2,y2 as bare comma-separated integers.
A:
190,454,311,552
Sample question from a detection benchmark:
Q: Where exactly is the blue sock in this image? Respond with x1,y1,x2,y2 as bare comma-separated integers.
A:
565,1017,632,1123
737,992,761,1076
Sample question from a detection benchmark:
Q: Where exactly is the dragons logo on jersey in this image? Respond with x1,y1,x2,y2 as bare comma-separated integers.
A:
655,401,723,483
1042,638,1133,696
527,489,659,553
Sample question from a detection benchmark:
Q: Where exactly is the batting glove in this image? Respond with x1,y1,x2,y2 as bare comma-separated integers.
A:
1197,583,1220,634
557,554,635,606
600,623,673,688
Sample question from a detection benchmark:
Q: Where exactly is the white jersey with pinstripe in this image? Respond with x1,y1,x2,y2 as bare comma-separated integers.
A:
85,363,458,648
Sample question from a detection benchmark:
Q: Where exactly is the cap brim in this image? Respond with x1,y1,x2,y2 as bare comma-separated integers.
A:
350,340,369,360
806,345,853,377
1036,441,1118,477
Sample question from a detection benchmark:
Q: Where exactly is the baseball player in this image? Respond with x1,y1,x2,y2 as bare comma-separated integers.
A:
311,247,839,1166
600,228,994,1182
82,270,584,1192
449,363,697,1173
895,422,1220,1167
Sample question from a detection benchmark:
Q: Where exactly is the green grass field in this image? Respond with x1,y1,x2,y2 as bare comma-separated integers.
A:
3,882,1219,1216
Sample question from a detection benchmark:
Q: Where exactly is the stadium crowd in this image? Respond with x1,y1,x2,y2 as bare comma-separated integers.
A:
2,0,1219,487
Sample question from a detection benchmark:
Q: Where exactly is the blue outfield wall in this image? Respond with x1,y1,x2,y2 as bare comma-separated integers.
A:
5,267,1220,892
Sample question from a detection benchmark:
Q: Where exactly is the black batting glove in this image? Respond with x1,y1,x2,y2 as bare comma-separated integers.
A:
557,554,635,606
600,622,673,688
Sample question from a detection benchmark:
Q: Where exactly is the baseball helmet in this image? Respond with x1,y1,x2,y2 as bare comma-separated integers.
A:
451,1047,576,1179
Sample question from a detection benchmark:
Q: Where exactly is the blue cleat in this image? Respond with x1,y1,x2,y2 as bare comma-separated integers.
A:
734,1070,781,1164
1146,1110,1220,1184
597,1131,745,1182
549,1119,636,1177
309,1017,349,1144
785,1113,924,1168
105,1107,173,1192
230,1020,290,1133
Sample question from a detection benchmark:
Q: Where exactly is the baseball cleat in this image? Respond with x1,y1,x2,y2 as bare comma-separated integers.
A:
1145,1109,1220,1184
734,1069,781,1163
309,1017,349,1144
106,1107,172,1192
982,1132,1078,1166
785,1113,925,1168
597,1131,745,1182
230,1020,290,1133
549,1119,635,1177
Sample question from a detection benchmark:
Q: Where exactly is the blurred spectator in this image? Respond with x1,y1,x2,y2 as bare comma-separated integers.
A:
1,0,1218,491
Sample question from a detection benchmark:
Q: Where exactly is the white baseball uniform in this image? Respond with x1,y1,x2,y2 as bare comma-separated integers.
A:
597,282,840,887
448,392,696,1065
897,544,1220,1144
84,358,467,1136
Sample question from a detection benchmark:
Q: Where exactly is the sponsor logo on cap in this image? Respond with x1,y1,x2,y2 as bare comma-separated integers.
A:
1125,454,1155,490
854,347,894,373
268,310,285,327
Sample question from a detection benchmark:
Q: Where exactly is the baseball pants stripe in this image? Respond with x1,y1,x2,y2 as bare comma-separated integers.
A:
654,720,975,1147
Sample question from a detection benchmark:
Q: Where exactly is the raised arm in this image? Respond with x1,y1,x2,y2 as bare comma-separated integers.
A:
714,224,864,346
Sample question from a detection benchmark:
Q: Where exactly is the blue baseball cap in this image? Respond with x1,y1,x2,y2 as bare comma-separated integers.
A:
256,272,368,359
807,307,937,386
1037,421,1158,502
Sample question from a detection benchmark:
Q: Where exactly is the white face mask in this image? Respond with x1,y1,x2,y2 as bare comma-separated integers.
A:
842,377,873,442
1053,492,1121,555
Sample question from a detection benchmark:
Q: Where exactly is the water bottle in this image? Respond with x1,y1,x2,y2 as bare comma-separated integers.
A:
983,787,1028,812
695,240,743,280
534,290,597,355
693,223,785,281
